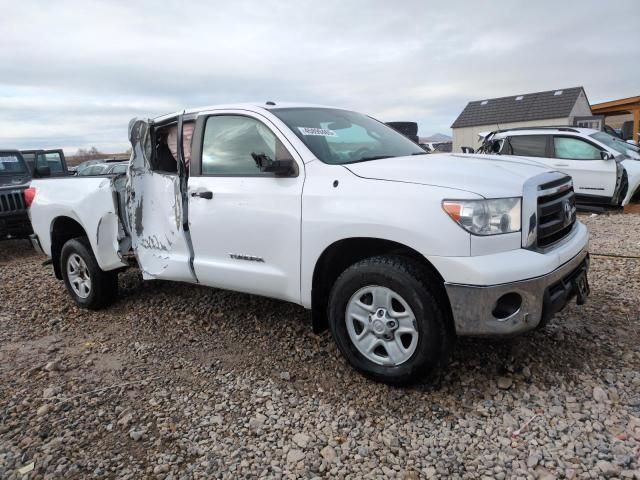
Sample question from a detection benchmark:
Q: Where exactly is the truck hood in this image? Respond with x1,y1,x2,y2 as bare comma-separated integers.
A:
344,153,554,198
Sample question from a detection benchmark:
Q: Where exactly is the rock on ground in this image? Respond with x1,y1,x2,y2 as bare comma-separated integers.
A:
0,213,639,478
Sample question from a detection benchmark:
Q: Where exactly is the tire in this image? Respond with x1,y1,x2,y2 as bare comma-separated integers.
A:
60,237,118,310
328,255,452,385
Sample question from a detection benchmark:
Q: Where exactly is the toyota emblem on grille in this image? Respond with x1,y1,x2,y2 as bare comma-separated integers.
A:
563,199,572,225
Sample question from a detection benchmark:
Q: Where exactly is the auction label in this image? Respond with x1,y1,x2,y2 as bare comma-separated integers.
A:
0,156,19,163
298,127,337,137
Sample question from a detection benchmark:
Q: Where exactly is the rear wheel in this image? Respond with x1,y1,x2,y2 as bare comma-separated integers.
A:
328,255,451,385
60,237,118,310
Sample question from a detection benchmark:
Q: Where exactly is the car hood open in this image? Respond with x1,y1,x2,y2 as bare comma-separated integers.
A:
344,153,554,198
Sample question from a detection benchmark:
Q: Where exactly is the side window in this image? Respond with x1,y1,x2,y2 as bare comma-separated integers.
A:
553,137,602,160
202,115,292,175
89,165,106,175
152,124,178,173
44,152,64,174
22,153,35,172
36,153,48,170
112,164,128,174
503,135,547,157
166,121,195,173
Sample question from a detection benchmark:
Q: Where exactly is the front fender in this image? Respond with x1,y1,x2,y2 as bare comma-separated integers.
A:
300,162,474,307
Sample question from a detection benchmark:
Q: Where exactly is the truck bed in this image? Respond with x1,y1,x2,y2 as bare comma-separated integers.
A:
29,175,130,271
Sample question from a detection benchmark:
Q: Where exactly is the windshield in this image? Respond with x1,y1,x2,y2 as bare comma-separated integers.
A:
591,132,640,160
271,108,426,164
0,153,28,175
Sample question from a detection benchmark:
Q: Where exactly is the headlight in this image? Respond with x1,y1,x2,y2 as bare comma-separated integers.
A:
442,198,521,235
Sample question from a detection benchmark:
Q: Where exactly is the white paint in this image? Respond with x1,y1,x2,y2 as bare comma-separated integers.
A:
126,119,195,282
29,103,590,321
187,109,304,303
28,176,127,271
621,160,640,204
429,222,588,285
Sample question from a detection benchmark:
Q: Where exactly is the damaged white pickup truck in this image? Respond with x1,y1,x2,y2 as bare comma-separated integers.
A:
29,103,590,384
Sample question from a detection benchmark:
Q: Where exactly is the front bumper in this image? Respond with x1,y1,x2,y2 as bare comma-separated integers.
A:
445,248,589,336
0,213,33,240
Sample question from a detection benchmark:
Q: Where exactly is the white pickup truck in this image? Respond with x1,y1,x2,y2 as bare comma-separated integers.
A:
28,103,590,384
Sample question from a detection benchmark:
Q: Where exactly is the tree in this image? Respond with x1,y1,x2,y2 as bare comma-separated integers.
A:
74,146,104,162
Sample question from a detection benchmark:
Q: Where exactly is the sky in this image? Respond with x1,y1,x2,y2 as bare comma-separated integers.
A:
0,0,638,154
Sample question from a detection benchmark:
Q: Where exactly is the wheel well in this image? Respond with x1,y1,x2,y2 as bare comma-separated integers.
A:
50,217,88,279
311,238,452,334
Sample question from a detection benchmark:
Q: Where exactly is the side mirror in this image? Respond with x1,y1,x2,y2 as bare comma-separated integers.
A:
252,153,296,176
35,165,51,177
461,146,475,154
600,151,614,160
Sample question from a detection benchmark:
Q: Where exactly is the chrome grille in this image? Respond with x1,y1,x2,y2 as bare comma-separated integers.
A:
536,180,576,248
522,173,576,251
0,190,26,214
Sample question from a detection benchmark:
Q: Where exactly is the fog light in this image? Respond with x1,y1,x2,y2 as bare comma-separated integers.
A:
492,292,522,320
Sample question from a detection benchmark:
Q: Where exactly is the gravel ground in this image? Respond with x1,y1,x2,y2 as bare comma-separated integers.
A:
0,213,639,479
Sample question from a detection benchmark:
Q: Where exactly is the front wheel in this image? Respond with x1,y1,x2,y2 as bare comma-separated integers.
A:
60,237,118,310
328,256,452,385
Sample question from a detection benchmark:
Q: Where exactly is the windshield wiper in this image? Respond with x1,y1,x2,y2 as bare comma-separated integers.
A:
346,155,393,164
411,152,428,156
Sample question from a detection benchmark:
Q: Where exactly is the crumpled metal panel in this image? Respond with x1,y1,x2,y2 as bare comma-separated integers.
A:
126,118,185,278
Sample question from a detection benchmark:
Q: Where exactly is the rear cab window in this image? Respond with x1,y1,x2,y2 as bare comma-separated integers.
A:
0,153,28,174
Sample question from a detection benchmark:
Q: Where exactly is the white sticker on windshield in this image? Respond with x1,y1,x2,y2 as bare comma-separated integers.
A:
298,127,337,137
0,156,19,163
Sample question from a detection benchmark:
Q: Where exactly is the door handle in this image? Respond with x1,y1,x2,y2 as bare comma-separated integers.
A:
191,190,213,200
554,163,569,167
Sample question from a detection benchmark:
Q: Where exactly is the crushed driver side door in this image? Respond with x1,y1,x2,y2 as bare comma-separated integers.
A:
126,118,197,282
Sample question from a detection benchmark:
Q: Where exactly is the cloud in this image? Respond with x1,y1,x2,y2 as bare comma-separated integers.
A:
0,0,638,152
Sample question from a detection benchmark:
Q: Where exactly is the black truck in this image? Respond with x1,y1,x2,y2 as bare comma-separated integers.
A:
0,150,36,240
20,149,69,177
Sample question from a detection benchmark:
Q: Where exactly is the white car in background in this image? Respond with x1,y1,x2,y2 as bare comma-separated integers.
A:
477,127,640,207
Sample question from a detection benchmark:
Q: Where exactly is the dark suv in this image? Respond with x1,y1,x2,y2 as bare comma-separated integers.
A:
0,150,36,240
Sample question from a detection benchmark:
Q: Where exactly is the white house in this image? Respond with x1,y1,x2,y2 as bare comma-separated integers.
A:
451,87,593,152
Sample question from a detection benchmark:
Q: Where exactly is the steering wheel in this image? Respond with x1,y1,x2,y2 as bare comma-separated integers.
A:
351,147,373,161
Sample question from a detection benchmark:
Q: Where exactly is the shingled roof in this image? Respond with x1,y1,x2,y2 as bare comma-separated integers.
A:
451,87,586,129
